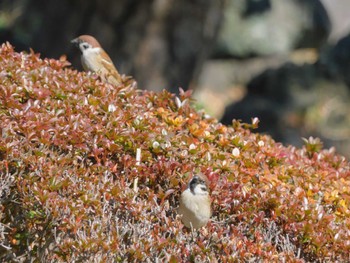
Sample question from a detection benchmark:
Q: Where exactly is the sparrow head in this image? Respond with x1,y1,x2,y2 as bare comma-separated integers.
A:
188,176,208,196
71,35,102,53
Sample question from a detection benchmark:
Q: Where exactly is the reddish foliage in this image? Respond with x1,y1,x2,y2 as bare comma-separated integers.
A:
0,42,349,262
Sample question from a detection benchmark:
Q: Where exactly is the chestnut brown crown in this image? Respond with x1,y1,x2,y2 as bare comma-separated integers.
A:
71,35,102,49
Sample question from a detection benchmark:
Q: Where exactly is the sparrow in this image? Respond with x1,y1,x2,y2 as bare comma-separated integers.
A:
178,175,211,229
71,35,122,86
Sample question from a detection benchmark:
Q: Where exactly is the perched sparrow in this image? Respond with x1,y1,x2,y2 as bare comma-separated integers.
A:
71,35,122,86
178,175,211,229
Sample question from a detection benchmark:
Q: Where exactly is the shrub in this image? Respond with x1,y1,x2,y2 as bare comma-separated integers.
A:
0,42,349,262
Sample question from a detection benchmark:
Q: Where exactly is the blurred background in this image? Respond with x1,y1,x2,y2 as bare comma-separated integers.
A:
1,0,349,158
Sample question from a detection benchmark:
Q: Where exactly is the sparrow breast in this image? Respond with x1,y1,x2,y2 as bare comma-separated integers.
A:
178,176,211,229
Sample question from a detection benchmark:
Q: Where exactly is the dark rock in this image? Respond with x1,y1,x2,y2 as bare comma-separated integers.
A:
221,60,350,157
221,95,284,141
323,33,350,88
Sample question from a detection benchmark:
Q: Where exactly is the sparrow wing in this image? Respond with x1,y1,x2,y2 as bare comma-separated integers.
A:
98,50,123,86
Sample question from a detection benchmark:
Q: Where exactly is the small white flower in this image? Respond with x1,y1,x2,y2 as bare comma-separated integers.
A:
258,140,264,147
189,144,196,150
232,147,240,157
252,117,259,125
108,104,117,112
164,141,171,148
161,129,168,136
334,232,340,240
152,141,160,149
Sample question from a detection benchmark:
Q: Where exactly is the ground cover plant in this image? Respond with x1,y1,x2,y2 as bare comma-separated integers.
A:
0,42,349,262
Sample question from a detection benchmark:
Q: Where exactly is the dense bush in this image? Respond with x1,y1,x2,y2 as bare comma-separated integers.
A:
0,42,349,262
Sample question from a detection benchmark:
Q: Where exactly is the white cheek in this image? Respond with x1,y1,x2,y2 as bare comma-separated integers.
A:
83,47,100,56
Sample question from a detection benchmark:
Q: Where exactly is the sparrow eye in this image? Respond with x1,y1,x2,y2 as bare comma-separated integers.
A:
81,43,90,50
